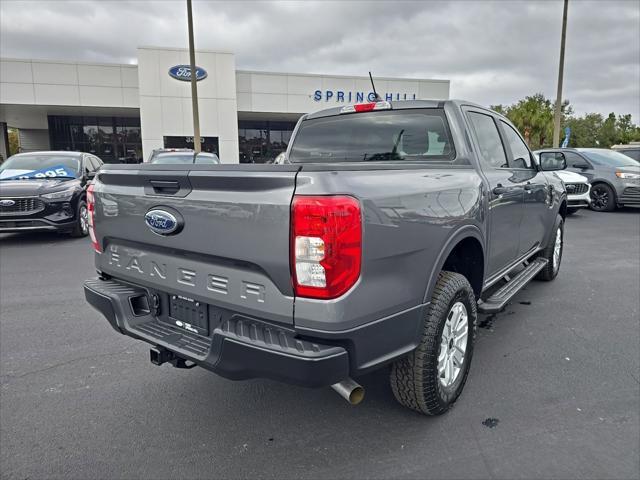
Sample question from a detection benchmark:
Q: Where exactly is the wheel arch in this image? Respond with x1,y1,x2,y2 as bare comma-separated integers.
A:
423,226,486,302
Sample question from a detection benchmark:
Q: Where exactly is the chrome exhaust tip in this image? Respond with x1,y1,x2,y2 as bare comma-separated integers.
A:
331,378,365,405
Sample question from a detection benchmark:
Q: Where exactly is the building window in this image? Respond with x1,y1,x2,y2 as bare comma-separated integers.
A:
48,116,142,163
238,120,297,163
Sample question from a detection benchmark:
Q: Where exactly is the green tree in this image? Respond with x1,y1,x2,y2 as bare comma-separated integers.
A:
8,128,20,156
491,93,639,149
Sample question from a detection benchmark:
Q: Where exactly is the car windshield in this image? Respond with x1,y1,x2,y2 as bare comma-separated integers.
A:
289,108,456,163
151,153,219,164
0,154,80,180
579,149,639,167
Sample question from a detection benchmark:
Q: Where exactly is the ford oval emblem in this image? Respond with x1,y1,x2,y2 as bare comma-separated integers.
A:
144,209,183,236
168,65,207,82
0,199,16,207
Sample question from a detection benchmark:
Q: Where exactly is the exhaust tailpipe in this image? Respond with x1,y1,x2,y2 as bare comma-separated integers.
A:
331,378,365,405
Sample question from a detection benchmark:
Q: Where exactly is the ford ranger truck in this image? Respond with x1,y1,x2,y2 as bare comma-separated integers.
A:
83,100,567,415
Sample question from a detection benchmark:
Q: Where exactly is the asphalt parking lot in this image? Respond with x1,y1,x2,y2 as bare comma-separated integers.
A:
1,208,638,480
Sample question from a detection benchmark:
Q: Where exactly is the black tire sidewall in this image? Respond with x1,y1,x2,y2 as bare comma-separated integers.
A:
72,200,88,237
590,183,615,212
431,281,477,411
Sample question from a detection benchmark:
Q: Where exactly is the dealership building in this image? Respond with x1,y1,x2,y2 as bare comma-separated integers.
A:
0,47,450,163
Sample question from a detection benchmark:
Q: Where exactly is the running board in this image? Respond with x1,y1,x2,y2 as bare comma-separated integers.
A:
478,258,548,314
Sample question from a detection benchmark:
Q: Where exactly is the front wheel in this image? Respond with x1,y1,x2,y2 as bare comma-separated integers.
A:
590,183,616,212
70,200,89,238
536,215,563,281
390,271,477,415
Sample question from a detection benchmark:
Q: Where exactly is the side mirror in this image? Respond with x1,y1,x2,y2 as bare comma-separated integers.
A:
538,152,567,171
86,171,96,180
273,152,289,164
573,162,590,170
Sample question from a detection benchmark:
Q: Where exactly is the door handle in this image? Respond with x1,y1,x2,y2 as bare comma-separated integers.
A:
524,182,533,192
492,185,507,195
149,180,180,195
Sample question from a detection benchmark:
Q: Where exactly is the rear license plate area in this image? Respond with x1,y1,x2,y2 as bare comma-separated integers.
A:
168,295,209,336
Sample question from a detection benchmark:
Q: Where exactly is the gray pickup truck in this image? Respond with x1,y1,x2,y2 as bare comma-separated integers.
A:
84,100,567,415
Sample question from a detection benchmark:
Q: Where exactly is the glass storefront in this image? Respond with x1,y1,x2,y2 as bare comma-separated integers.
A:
48,116,142,163
238,120,297,163
48,116,296,163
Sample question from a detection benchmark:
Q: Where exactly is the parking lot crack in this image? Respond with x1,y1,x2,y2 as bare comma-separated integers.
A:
0,344,137,383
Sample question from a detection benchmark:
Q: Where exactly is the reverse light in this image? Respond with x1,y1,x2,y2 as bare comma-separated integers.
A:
86,184,101,253
291,196,362,299
340,101,392,114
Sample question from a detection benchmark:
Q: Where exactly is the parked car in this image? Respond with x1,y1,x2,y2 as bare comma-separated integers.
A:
535,147,640,211
148,148,220,164
0,151,102,236
535,152,591,215
84,100,567,415
611,143,640,162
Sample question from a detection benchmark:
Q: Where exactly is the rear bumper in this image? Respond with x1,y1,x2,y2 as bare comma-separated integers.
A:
84,278,349,387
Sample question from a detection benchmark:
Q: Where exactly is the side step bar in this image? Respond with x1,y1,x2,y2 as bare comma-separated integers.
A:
478,258,548,314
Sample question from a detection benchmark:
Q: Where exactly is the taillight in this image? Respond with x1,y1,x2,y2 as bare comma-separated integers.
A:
86,184,101,253
291,195,362,299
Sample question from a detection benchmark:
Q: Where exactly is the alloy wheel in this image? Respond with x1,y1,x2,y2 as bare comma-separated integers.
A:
80,205,89,234
553,226,562,272
438,301,468,388
591,187,609,211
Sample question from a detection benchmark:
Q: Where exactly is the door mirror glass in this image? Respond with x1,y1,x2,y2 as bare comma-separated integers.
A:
273,152,289,164
539,152,567,171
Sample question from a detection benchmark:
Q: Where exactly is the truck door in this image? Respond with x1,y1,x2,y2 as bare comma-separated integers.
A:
465,110,524,277
497,120,549,255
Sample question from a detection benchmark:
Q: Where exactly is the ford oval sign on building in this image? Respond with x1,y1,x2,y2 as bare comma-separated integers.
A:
168,65,208,82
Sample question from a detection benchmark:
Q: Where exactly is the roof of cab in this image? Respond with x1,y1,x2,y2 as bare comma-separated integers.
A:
304,99,492,120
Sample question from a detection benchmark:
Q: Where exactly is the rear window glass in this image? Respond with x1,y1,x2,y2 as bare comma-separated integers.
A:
289,109,456,163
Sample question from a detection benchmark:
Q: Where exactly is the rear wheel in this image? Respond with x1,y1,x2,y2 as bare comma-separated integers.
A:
590,183,616,212
390,271,477,415
70,200,89,237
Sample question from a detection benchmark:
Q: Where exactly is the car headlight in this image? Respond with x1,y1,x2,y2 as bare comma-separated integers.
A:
41,187,77,200
615,172,640,179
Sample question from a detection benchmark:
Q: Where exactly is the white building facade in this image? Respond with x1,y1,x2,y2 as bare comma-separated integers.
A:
0,47,450,163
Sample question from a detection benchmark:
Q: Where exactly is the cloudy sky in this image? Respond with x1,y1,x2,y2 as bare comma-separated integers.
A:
1,0,638,120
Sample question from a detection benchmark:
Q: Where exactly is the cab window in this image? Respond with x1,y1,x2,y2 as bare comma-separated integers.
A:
500,121,533,169
467,112,508,169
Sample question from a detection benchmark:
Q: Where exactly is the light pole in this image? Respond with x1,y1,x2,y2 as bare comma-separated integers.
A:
553,0,569,148
187,0,201,153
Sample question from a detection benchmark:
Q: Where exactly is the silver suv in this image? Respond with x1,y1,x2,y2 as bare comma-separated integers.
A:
535,148,640,211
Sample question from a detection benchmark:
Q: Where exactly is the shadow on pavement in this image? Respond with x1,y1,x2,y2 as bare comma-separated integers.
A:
0,231,87,246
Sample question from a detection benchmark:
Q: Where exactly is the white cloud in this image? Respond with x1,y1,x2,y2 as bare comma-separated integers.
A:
1,0,638,120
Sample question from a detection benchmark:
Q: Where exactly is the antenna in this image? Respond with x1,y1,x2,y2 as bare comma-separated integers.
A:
369,72,382,101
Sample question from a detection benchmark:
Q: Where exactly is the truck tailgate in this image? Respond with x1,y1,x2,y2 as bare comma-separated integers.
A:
92,165,299,325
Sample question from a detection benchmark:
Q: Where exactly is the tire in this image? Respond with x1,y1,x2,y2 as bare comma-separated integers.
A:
70,200,89,238
566,208,578,215
390,271,477,415
536,215,563,281
590,183,616,212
